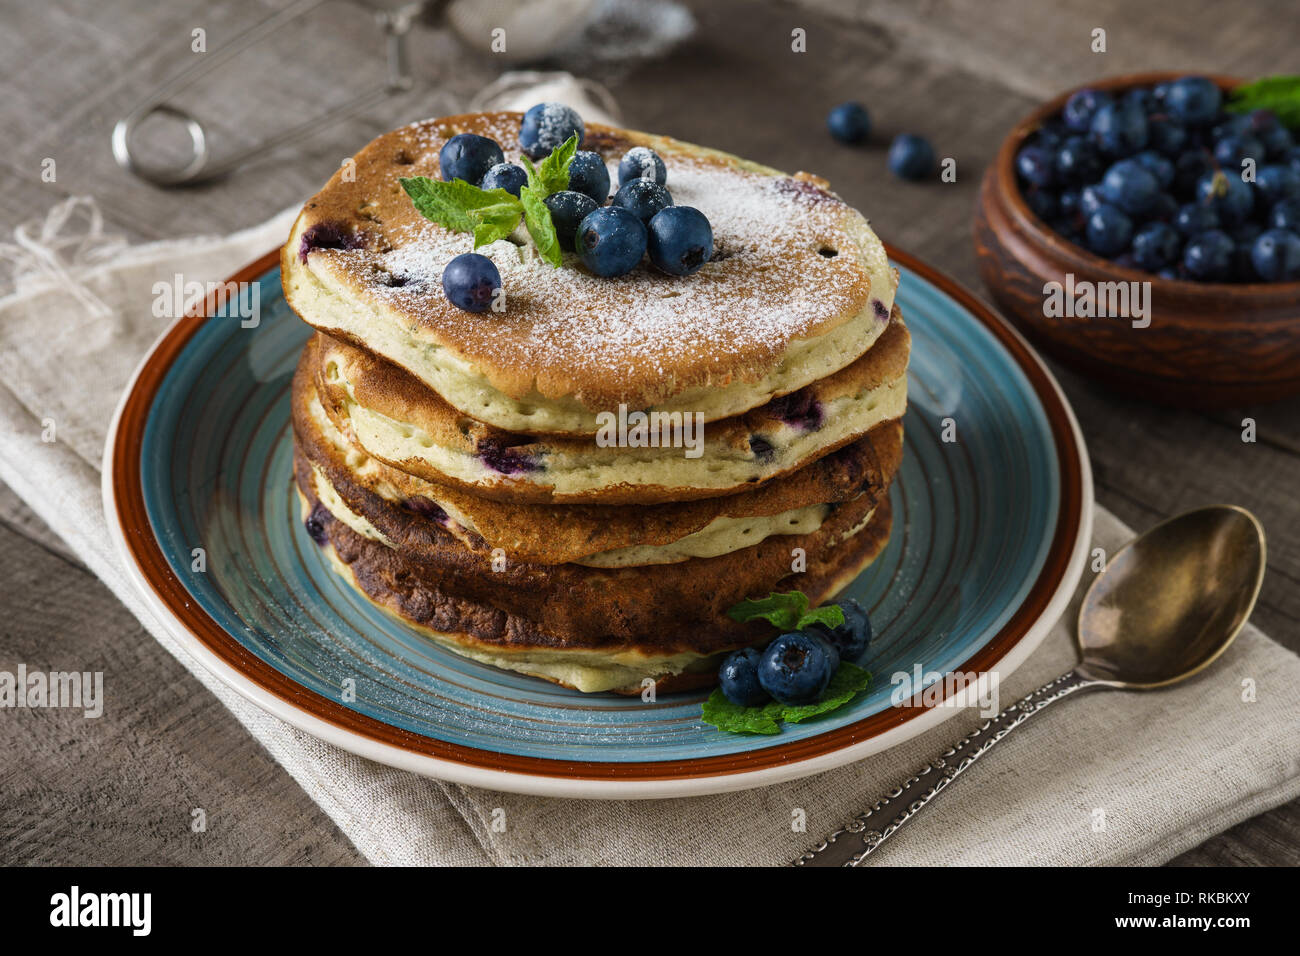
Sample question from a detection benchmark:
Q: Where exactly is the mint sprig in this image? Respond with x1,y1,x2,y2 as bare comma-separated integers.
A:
726,591,846,633
398,136,580,267
701,662,872,735
1225,75,1300,129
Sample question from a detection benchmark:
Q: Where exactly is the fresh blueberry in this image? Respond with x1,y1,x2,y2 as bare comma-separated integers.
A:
1054,135,1103,185
1149,191,1179,222
1196,170,1255,227
1152,81,1171,103
1033,120,1067,151
1174,202,1220,236
1232,222,1264,280
1024,188,1057,221
1182,230,1236,281
647,206,713,276
439,133,504,184
1058,189,1082,218
566,150,610,204
827,101,871,144
1270,197,1300,232
1255,164,1300,207
1099,158,1160,216
888,133,936,180
718,648,769,707
756,631,838,705
1079,184,1105,216
1131,221,1181,271
542,190,598,251
576,206,647,277
1211,114,1250,142
1213,133,1265,171
618,146,667,186
1089,100,1148,157
1134,150,1175,189
1243,109,1294,158
1124,87,1157,113
1063,88,1113,133
479,162,527,197
1085,204,1134,257
1164,76,1222,126
808,599,873,662
519,102,584,159
304,503,330,545
1174,150,1214,193
441,252,501,312
1251,228,1300,281
1287,147,1300,181
1147,116,1188,157
1015,144,1055,188
612,178,673,223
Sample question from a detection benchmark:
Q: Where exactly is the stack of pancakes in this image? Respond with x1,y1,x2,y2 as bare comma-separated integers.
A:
281,112,910,694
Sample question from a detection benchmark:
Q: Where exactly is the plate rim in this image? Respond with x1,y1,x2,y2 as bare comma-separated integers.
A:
103,245,1093,799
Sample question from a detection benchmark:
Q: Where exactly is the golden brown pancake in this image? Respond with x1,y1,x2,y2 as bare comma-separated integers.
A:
280,111,898,436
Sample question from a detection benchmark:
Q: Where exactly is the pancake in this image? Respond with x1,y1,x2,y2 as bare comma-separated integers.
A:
293,350,904,565
296,462,894,693
312,308,909,504
281,111,898,436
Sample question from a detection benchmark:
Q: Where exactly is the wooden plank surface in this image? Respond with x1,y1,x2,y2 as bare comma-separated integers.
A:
1,0,1296,866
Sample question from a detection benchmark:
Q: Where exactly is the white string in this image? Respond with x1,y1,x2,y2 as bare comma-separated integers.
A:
0,196,128,317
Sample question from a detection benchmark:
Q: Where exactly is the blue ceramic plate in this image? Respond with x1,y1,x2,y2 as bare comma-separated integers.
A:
106,247,1091,798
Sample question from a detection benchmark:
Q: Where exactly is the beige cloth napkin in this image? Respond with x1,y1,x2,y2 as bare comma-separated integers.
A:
2,197,1297,866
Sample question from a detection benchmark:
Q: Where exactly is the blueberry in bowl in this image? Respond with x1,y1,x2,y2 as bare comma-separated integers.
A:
974,71,1300,407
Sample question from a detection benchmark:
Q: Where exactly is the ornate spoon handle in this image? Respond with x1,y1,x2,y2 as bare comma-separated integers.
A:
792,669,1099,866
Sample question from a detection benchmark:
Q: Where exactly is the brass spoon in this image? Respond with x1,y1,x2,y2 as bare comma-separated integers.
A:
794,505,1266,866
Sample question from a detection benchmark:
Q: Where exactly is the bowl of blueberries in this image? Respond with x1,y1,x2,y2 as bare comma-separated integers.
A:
974,72,1300,407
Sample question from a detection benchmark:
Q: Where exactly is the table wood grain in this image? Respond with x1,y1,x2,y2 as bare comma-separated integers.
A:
1,0,1296,865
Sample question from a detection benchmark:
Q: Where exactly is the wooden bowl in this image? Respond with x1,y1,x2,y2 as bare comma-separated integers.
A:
974,71,1300,407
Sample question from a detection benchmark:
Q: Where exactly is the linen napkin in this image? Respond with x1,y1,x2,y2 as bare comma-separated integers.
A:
2,196,1297,867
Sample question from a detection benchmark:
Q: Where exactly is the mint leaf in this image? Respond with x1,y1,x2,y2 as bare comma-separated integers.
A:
726,591,811,632
795,604,846,632
521,133,580,198
399,176,523,247
519,185,561,267
701,663,872,735
1226,75,1300,129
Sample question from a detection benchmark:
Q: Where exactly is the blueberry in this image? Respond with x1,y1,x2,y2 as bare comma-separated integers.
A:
439,133,504,184
576,206,647,277
1251,228,1300,281
1099,158,1160,216
1058,189,1082,218
756,632,838,705
304,503,330,545
647,206,713,276
1255,164,1300,207
1174,202,1219,236
1089,100,1148,157
1232,222,1264,280
1196,170,1255,226
566,150,610,204
808,599,873,662
1213,133,1264,171
1063,88,1113,133
1085,204,1134,257
542,190,598,251
1124,87,1157,113
1182,230,1235,281
612,178,673,223
1015,144,1055,188
1131,221,1181,271
1174,150,1214,193
479,162,527,197
1033,120,1066,151
1079,184,1105,216
441,252,501,312
1024,188,1057,221
1147,116,1188,157
1211,114,1250,142
1134,150,1175,189
618,146,667,186
1164,76,1222,126
1054,136,1103,185
1148,191,1179,222
1288,147,1300,181
1270,197,1300,232
888,133,936,180
827,101,871,144
519,102,584,159
718,648,769,707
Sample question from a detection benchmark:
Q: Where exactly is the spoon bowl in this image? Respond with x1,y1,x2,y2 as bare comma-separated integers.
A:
1076,505,1266,689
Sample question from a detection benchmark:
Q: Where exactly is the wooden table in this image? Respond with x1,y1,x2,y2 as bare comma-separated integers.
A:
2,0,1296,865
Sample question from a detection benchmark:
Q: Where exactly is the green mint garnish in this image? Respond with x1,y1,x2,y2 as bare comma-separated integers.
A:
726,590,846,633
701,662,872,735
1226,75,1300,128
519,185,561,267
399,135,579,268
